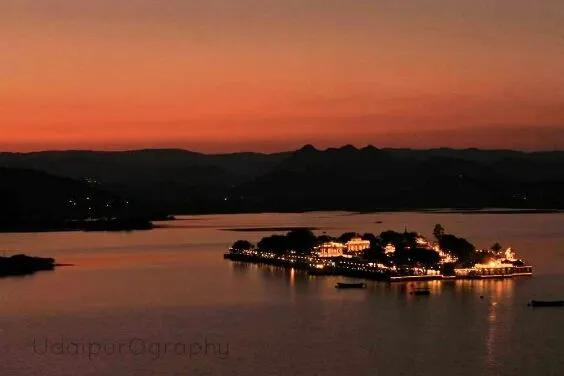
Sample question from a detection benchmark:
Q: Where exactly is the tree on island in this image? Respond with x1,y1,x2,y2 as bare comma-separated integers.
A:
361,233,379,247
491,242,502,254
363,247,389,264
360,233,386,262
439,234,475,265
286,229,317,254
256,229,317,255
257,235,289,255
379,230,418,251
433,224,445,240
337,232,358,243
473,249,495,264
231,240,254,251
408,248,441,271
317,234,336,244
473,242,503,264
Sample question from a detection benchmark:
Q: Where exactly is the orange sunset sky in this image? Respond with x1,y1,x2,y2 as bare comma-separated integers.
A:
2,0,564,152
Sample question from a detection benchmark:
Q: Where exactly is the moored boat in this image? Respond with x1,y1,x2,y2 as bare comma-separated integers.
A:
335,282,366,289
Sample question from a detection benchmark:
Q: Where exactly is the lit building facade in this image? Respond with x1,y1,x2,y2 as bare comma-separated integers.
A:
504,247,517,261
384,243,396,255
345,237,371,254
316,242,346,258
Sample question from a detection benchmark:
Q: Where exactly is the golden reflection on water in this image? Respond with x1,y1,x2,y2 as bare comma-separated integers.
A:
486,299,499,370
452,278,515,298
289,268,295,287
483,280,514,372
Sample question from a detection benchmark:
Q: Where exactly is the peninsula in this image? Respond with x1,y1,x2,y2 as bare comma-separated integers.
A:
224,225,533,281
0,254,58,277
0,167,167,233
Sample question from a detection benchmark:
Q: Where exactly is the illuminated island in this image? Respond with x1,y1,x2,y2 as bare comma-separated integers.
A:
224,225,532,281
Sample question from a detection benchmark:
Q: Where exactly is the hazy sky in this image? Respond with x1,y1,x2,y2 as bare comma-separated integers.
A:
2,0,564,152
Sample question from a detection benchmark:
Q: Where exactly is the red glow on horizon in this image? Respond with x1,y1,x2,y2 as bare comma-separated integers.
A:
2,0,564,152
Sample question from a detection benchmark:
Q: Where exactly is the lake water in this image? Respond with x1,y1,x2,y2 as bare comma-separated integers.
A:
1,212,563,376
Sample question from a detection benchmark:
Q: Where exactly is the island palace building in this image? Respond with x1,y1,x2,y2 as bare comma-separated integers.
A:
315,237,371,258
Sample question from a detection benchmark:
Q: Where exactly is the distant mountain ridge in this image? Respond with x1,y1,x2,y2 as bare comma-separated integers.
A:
2,146,564,213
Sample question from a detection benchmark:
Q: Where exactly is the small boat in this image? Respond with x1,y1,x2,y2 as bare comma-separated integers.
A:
528,300,564,307
335,282,366,289
410,288,430,296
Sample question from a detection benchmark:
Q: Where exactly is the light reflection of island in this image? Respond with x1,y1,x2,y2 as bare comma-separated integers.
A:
289,268,295,287
486,302,499,371
484,280,514,373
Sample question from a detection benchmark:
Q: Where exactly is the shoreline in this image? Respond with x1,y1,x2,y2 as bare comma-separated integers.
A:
2,208,563,234
0,218,155,234
172,207,564,217
224,253,533,283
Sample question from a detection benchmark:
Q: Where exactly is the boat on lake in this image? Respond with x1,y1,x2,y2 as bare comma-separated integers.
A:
335,282,366,289
528,300,564,307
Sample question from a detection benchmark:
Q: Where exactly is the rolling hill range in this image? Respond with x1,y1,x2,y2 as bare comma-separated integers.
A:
2,146,564,213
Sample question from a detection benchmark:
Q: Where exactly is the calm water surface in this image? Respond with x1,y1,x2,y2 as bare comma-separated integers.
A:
1,212,563,376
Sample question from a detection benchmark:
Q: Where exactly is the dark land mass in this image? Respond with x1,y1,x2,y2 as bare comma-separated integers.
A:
2,146,564,215
0,167,163,232
0,254,57,277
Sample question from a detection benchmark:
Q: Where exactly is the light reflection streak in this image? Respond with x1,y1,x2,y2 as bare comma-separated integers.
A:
484,280,514,373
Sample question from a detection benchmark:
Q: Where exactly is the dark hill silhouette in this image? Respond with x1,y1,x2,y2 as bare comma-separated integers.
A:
0,167,156,231
0,149,288,212
228,147,505,211
2,146,564,213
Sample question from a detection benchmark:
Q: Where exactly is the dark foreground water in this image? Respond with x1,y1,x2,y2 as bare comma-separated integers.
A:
1,212,563,376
